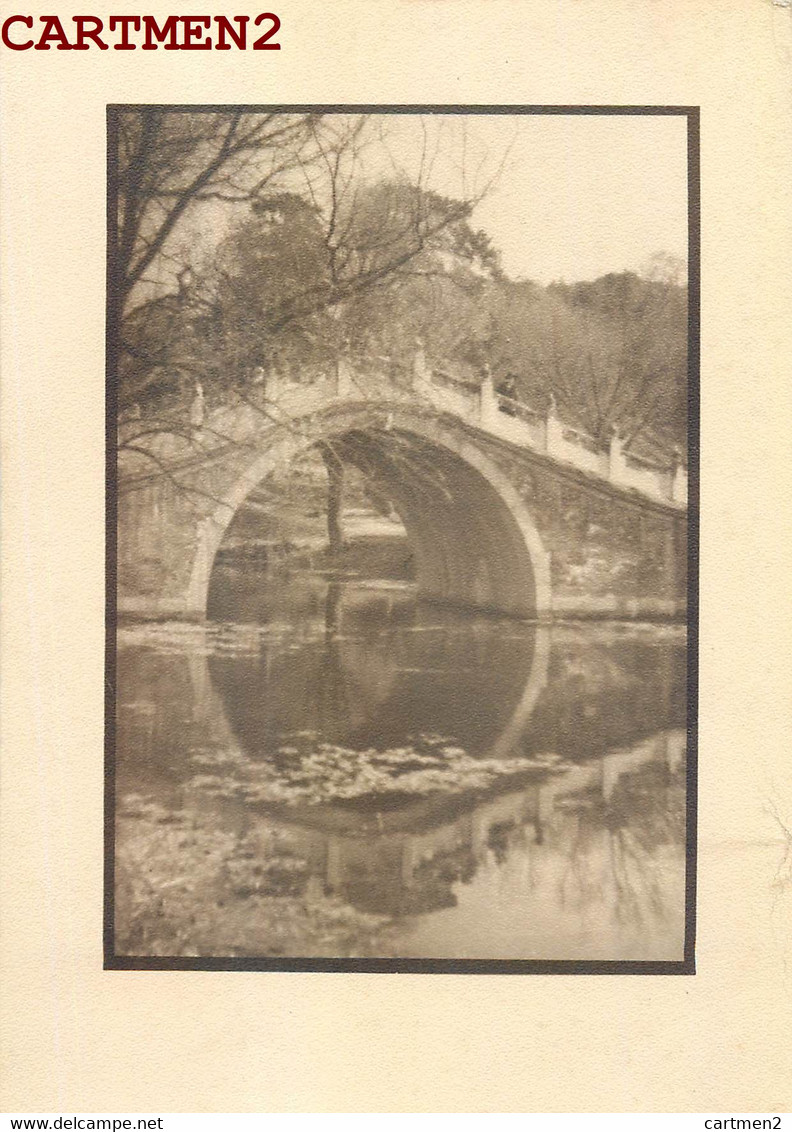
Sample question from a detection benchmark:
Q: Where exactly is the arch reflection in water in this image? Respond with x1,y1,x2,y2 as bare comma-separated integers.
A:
208,582,549,763
226,728,686,961
114,579,687,961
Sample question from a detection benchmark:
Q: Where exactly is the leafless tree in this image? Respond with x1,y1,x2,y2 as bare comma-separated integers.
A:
114,110,508,553
114,110,326,412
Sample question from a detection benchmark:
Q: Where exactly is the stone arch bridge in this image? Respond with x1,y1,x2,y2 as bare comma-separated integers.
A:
117,353,688,621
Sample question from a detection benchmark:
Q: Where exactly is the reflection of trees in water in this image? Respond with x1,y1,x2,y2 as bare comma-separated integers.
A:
608,828,665,929
198,603,686,935
606,761,685,929
117,626,687,951
315,584,415,736
117,604,688,954
324,580,343,636
310,736,685,927
316,581,353,733
551,760,686,932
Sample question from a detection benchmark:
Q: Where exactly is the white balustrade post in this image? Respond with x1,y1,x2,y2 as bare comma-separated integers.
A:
663,446,679,502
266,366,286,406
480,368,500,429
336,356,356,399
413,341,430,398
608,427,629,487
545,395,564,457
672,456,688,506
189,382,205,430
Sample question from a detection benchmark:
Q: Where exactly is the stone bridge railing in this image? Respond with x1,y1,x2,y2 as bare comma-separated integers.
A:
250,351,688,510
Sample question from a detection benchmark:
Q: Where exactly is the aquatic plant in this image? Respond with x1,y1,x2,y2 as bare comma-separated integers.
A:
185,731,568,808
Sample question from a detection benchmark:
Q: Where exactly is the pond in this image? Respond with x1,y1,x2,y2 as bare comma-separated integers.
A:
114,565,687,962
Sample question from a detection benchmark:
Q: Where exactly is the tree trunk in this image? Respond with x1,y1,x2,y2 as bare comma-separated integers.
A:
320,444,345,557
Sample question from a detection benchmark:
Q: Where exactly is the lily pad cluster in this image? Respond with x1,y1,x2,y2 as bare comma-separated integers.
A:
187,731,568,808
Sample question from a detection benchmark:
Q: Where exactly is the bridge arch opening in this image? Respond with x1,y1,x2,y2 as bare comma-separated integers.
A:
190,413,552,621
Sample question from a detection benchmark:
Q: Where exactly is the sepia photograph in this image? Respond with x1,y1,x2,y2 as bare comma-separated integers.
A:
108,106,697,971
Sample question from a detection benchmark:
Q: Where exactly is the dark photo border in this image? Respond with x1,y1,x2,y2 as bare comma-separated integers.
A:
104,104,699,975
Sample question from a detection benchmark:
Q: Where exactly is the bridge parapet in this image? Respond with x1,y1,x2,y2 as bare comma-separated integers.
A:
118,361,687,620
257,350,687,509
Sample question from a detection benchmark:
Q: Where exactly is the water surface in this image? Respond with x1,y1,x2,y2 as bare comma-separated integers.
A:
115,569,687,961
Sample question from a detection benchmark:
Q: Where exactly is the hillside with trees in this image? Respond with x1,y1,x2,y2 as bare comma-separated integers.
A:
114,109,688,496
